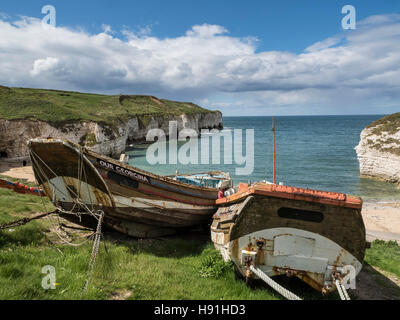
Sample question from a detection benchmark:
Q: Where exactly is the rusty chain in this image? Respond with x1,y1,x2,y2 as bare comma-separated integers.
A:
82,209,104,293
0,211,56,230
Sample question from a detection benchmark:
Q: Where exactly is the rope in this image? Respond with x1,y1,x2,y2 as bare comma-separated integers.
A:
249,265,302,300
335,279,351,300
336,279,346,300
30,149,86,245
341,283,351,300
52,221,95,247
29,149,98,217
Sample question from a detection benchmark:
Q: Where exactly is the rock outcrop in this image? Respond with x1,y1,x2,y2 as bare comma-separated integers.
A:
355,113,400,184
0,111,222,160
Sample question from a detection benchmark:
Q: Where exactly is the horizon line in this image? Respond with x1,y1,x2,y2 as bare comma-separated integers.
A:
221,113,389,117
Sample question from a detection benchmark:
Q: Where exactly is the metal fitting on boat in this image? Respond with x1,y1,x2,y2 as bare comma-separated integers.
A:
241,249,257,266
322,283,333,295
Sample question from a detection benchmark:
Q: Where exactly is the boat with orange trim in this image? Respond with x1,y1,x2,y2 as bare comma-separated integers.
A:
28,138,231,238
211,117,367,296
211,181,367,294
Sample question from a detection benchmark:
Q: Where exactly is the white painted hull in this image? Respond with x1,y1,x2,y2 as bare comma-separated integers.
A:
212,227,362,293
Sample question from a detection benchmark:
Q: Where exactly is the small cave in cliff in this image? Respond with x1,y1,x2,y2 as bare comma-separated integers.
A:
0,151,7,158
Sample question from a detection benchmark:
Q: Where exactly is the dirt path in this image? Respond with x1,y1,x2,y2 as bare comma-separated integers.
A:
362,201,400,236
366,230,400,244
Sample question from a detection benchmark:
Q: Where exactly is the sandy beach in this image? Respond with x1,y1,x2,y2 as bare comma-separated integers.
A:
1,161,399,242
0,161,36,183
362,201,400,242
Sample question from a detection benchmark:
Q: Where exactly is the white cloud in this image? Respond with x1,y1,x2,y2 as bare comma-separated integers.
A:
30,57,59,76
305,36,342,53
0,14,399,114
186,24,228,37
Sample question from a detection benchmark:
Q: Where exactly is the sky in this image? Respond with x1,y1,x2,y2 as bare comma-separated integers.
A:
0,0,399,116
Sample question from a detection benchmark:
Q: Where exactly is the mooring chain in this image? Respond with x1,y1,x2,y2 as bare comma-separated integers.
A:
82,210,105,293
0,211,56,230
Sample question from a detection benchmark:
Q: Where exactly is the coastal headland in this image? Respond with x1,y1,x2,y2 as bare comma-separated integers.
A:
0,86,222,160
356,112,400,185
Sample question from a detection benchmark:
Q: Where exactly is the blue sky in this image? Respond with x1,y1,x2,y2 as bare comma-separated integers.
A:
0,1,400,115
3,0,399,52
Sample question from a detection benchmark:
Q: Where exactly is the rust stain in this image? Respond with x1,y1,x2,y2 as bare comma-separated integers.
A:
273,267,324,292
333,248,346,267
245,241,254,252
296,272,324,292
92,188,112,207
255,238,265,265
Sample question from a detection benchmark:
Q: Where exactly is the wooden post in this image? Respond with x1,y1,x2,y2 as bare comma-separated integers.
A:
272,117,276,184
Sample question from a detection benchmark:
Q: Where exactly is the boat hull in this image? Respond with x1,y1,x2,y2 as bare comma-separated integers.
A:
211,183,366,294
28,139,220,237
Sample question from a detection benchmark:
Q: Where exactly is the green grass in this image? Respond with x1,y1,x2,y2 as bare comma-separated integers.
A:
0,187,280,300
364,240,400,278
367,112,400,135
0,186,399,300
0,86,216,127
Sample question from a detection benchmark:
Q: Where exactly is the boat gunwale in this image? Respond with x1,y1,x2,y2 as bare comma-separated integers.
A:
29,138,229,194
216,182,363,209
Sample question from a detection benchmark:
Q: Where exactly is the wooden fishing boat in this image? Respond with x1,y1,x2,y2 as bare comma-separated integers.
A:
28,138,231,238
211,182,366,294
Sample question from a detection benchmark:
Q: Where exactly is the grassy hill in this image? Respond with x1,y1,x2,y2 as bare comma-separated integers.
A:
366,112,400,135
0,86,214,126
365,113,400,156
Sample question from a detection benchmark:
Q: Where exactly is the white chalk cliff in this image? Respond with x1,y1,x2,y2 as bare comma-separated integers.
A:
355,113,400,184
0,112,222,159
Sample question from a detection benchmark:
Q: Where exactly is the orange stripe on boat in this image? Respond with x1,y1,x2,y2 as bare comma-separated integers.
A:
216,182,362,209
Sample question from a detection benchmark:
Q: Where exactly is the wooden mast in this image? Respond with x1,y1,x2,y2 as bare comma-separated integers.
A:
272,117,276,184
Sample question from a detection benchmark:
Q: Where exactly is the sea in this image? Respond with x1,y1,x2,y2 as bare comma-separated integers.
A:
127,115,400,202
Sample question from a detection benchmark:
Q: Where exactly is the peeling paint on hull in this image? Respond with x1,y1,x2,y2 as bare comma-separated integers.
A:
28,138,226,238
211,184,366,294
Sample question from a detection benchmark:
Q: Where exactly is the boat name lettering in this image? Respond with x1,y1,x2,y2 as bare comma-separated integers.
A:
98,160,149,183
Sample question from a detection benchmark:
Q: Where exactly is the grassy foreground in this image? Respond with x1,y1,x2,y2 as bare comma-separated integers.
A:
365,240,400,278
0,183,399,300
0,86,215,126
0,186,280,300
